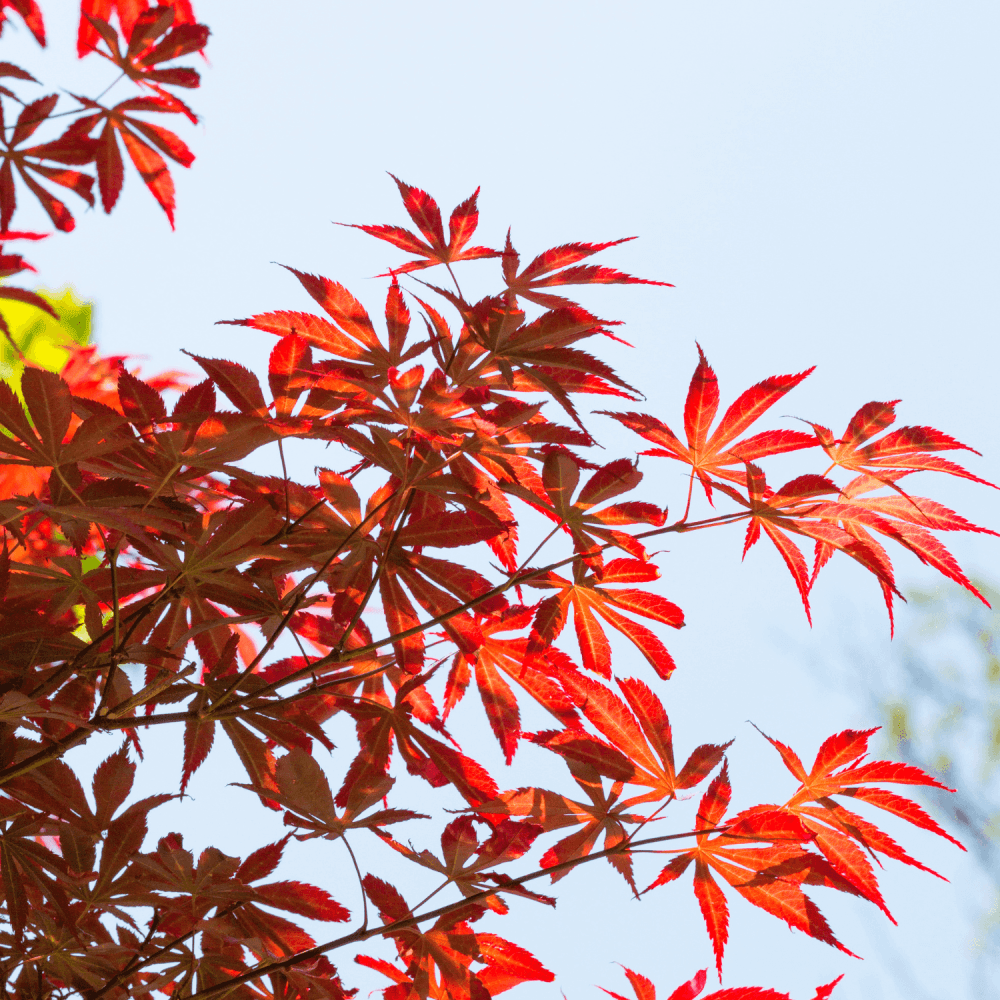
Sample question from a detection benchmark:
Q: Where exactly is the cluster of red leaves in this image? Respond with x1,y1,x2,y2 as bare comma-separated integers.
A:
0,277,187,562
0,162,994,997
1,0,206,231
599,965,842,1000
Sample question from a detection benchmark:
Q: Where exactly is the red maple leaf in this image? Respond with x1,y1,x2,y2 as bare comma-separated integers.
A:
604,345,816,515
0,94,95,231
644,762,857,977
808,399,999,494
345,175,500,276
501,231,672,310
758,726,966,916
526,557,684,680
70,95,194,226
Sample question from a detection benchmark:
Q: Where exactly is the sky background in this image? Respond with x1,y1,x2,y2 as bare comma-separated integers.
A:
4,2,1000,998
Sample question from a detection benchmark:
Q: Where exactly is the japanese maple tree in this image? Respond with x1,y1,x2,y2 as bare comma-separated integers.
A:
0,4,996,999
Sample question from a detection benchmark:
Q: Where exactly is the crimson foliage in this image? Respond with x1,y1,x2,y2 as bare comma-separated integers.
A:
0,4,994,998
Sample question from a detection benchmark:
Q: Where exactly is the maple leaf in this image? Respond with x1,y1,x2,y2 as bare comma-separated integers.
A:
233,747,427,841
445,606,581,764
499,451,665,571
801,486,998,625
501,231,673,310
69,94,194,227
1,751,172,930
371,505,511,676
560,671,731,807
526,557,684,680
476,746,649,893
220,265,400,392
710,464,902,624
758,726,966,914
0,94,96,231
358,930,553,1000
644,762,857,977
432,291,642,429
1,170,991,1000
715,463,995,628
603,346,816,511
379,815,546,915
130,832,349,958
808,399,999,494
346,175,500,276
0,368,133,486
336,676,499,808
0,751,146,940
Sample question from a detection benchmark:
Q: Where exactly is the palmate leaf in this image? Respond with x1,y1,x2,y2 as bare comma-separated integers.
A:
803,489,998,621
711,465,899,625
70,94,194,227
81,8,206,122
2,750,175,935
434,292,643,428
2,174,991,999
476,745,650,893
359,874,491,1000
445,606,581,763
335,679,499,809
603,346,817,505
644,763,859,977
713,462,993,628
0,367,132,478
0,94,96,231
127,831,349,962
78,2,205,118
357,922,553,1000
345,175,501,276
378,815,546,915
559,670,731,807
501,231,673,310
78,1,197,57
220,266,403,392
233,746,427,841
526,557,684,680
756,726,966,907
374,510,511,676
808,399,999,494
499,451,666,572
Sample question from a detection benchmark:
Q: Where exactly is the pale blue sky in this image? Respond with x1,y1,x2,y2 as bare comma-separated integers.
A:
4,3,999,998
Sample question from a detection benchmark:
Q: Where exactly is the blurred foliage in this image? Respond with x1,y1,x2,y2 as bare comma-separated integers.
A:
875,582,1000,997
0,286,93,386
